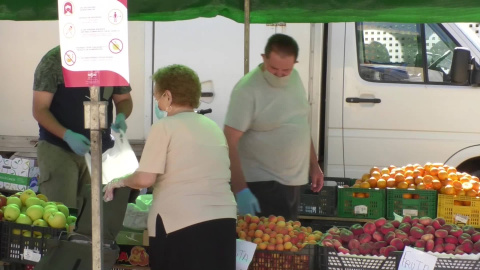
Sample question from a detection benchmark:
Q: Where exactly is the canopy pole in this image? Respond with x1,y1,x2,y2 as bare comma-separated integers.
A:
86,86,105,270
244,0,250,75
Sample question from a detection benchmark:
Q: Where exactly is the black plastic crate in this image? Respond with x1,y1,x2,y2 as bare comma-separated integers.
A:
318,246,397,270
298,177,355,216
0,221,64,264
248,244,316,270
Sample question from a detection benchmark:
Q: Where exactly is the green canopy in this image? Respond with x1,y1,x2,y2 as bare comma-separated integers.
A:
1,0,480,23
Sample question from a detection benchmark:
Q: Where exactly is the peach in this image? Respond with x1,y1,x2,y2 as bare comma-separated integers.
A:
390,220,400,228
424,226,435,235
419,217,432,226
261,234,270,242
322,239,333,247
383,245,397,257
463,225,476,235
472,233,480,243
249,223,258,231
450,228,463,238
340,229,354,243
433,244,444,253
267,215,277,223
459,233,472,244
434,237,444,246
276,221,286,227
421,234,434,242
332,239,342,250
328,227,341,235
348,239,360,250
402,238,411,247
462,240,474,253
244,214,252,223
283,235,291,242
280,228,289,235
375,217,387,228
372,231,384,242
297,232,307,241
411,217,419,225
474,240,480,252
445,235,459,245
277,216,285,222
408,236,417,243
425,239,434,252
350,248,360,255
251,216,260,224
290,236,299,245
385,232,395,244
398,223,411,234
359,243,372,255
435,217,446,226
440,224,453,232
359,233,372,244
401,215,412,224
363,222,376,234
444,243,456,252
380,223,395,235
413,223,425,230
254,230,263,238
258,242,268,250
350,224,364,236
276,243,284,251
371,249,380,256
390,238,405,251
455,246,465,255
410,227,424,239
238,231,247,239
267,243,276,251
253,238,263,244
290,245,299,252
394,230,408,240
431,219,442,230
415,240,425,248
434,229,448,238
284,242,293,250
338,247,349,254
379,247,386,256
373,241,387,249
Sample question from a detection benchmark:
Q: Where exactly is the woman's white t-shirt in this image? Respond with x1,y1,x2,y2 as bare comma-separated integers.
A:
138,112,237,235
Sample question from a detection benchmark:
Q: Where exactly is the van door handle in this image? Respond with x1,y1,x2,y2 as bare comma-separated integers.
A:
346,97,381,104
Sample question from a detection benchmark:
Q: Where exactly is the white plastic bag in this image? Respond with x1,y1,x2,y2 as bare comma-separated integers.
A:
85,131,139,185
122,194,152,230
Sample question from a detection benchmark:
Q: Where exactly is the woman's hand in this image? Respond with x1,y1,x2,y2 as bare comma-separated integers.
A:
103,177,127,202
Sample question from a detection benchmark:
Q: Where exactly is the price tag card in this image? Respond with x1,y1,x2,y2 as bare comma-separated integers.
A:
236,239,257,270
403,209,418,217
455,214,469,224
399,246,437,270
354,205,368,215
24,249,41,262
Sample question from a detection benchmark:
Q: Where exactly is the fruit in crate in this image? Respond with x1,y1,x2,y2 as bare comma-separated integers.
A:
352,163,480,196
236,214,321,252
322,216,480,256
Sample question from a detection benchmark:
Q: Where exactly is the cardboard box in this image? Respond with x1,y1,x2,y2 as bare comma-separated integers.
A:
0,155,39,192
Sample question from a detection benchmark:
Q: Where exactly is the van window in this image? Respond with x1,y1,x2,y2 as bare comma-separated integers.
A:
356,22,458,84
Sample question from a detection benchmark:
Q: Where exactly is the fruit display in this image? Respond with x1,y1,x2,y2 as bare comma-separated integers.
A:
0,189,76,235
322,216,480,257
352,163,480,197
237,214,322,252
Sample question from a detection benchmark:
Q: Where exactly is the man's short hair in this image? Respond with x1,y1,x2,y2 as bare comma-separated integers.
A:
264,34,299,60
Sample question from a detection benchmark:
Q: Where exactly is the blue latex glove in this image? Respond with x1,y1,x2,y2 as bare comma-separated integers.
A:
111,113,127,133
63,129,91,156
236,188,261,215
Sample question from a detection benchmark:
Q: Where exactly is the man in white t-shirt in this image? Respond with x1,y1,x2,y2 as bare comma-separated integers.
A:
224,33,324,221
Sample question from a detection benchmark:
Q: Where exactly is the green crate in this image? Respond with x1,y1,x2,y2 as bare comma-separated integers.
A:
298,177,356,216
337,187,386,219
386,188,437,220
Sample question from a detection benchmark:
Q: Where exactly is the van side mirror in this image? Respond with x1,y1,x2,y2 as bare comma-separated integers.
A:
451,47,471,85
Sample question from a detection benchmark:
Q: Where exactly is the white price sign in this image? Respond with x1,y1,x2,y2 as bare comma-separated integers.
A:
236,239,257,270
24,249,41,262
399,246,437,270
455,214,469,224
403,209,418,217
354,205,368,215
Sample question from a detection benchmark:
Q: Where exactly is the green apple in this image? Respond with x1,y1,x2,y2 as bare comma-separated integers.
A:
25,197,42,208
33,231,42,238
66,215,77,225
26,205,44,221
47,212,66,229
43,202,57,207
57,204,69,217
7,196,22,208
20,189,36,205
16,213,32,225
12,229,21,235
22,230,31,238
43,208,58,221
4,205,20,221
33,218,48,227
20,206,27,214
43,204,58,212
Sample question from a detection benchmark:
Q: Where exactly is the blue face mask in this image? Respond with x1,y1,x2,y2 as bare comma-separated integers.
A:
155,104,167,120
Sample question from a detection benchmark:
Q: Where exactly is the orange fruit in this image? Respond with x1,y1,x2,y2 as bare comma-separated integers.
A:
457,189,466,196
472,176,479,182
403,193,412,199
464,201,472,206
395,173,405,183
424,162,433,171
415,176,424,185
352,184,360,188
405,170,414,178
416,167,425,176
371,171,381,180
381,174,390,180
460,176,471,183
381,168,390,175
473,182,480,192
440,186,446,194
405,176,414,186
367,177,378,188
416,183,426,190
405,164,415,172
452,181,463,191
444,185,455,195
467,190,478,197
397,182,408,189
364,193,370,198
437,170,448,181
430,167,439,176
412,194,420,199
454,200,463,206
356,193,366,198
388,165,397,172
360,182,371,189
362,173,370,182
447,167,457,175
444,178,453,187
463,182,473,191
432,180,442,190
412,169,422,179
409,184,416,189
377,179,387,189
387,178,396,188
448,173,458,181
370,167,380,175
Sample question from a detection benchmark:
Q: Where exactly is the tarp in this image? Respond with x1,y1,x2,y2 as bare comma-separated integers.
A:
1,0,480,23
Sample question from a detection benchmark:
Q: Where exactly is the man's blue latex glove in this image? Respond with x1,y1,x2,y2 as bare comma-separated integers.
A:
63,129,91,156
236,188,261,215
111,113,127,133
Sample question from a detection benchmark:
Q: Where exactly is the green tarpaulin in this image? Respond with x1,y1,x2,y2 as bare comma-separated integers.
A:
1,0,480,23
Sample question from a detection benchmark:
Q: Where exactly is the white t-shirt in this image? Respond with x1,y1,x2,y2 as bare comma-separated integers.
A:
224,66,311,186
138,112,237,235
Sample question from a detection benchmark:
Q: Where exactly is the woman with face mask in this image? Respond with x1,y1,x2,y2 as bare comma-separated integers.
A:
103,64,237,270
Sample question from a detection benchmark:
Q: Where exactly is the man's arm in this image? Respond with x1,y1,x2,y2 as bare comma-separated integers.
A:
224,125,247,193
309,140,324,192
32,91,67,139
112,93,133,118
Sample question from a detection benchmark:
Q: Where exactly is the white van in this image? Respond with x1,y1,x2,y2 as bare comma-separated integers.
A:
2,20,480,180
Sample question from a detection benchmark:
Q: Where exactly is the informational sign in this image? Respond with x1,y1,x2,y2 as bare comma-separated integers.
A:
354,205,368,215
455,214,469,224
58,0,129,87
236,239,256,270
398,246,437,270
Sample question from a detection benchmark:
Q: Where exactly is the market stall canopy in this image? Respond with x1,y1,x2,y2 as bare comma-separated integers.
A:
1,0,480,23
